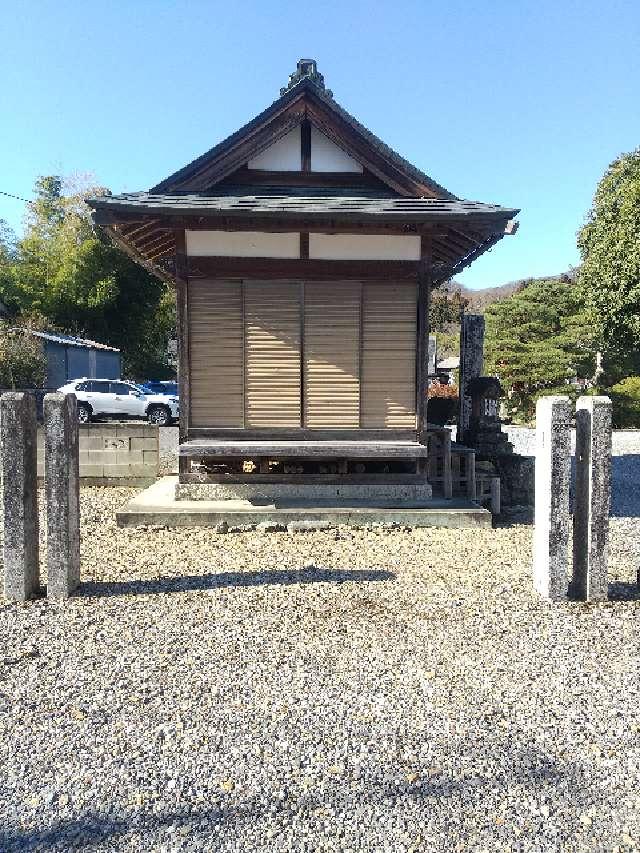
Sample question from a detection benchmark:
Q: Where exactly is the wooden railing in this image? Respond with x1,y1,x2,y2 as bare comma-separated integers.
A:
427,426,499,511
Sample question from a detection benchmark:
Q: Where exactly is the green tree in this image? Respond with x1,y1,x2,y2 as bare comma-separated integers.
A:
430,287,469,331
577,148,640,356
485,277,596,419
0,320,47,388
1,175,176,379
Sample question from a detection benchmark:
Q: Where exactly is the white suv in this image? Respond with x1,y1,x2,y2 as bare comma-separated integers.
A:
58,379,179,426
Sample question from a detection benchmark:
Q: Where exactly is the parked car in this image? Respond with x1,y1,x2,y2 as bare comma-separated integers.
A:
140,380,179,396
57,378,179,426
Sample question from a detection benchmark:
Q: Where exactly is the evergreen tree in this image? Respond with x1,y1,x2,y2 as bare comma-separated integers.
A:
577,148,640,356
485,277,596,417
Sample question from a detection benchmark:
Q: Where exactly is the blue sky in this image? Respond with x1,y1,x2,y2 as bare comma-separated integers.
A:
1,0,638,288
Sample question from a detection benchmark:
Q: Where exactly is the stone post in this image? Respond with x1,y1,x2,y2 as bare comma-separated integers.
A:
1,392,40,600
428,334,437,376
457,314,484,443
490,477,501,515
44,393,80,598
533,396,571,601
571,396,612,602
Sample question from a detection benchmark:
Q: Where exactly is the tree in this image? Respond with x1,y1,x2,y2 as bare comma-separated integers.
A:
577,148,640,356
0,321,47,388
1,175,176,379
485,277,596,419
430,286,469,331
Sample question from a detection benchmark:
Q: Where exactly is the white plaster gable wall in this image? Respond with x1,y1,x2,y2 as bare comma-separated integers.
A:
186,231,300,258
248,127,302,171
310,126,363,173
309,233,420,261
245,125,363,173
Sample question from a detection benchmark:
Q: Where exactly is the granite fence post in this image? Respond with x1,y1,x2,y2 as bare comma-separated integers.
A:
44,393,80,598
571,396,612,602
457,314,485,443
533,395,571,601
1,392,40,600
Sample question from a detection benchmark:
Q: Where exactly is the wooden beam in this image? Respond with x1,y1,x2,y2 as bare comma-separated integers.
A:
416,235,432,442
119,219,163,241
135,230,174,253
179,471,426,484
101,224,173,285
301,120,311,172
218,166,389,189
179,439,429,458
187,427,417,441
186,256,420,281
174,229,190,456
146,241,177,262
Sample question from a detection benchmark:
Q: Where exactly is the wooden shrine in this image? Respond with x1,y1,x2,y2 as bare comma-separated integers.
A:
88,59,519,486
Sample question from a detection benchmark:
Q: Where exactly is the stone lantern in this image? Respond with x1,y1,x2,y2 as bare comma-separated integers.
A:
465,377,513,457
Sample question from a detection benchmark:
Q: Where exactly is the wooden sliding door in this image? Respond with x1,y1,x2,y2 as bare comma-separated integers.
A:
188,279,244,428
188,278,416,431
303,282,361,427
360,282,417,428
243,281,302,427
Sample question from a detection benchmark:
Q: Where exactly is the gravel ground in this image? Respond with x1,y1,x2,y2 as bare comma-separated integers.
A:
1,489,640,851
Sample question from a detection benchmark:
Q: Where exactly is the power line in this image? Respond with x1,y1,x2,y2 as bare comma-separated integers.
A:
0,190,33,204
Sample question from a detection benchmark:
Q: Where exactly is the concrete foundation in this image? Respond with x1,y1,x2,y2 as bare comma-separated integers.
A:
177,482,433,502
118,477,491,529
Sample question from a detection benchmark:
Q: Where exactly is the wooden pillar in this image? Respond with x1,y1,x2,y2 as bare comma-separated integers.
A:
301,120,311,172
175,229,190,477
416,235,432,443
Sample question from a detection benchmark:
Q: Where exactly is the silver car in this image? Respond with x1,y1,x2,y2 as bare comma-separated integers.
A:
57,379,179,426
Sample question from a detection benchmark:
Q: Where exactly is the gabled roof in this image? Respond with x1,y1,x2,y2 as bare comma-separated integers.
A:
30,330,120,352
150,76,456,199
86,60,520,287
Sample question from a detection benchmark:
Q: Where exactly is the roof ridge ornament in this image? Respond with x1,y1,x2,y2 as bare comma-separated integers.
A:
280,59,333,98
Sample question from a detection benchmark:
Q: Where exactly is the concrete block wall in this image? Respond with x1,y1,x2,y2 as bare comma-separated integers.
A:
36,423,159,483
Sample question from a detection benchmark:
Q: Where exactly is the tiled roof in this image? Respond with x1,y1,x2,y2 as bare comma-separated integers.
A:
88,192,519,223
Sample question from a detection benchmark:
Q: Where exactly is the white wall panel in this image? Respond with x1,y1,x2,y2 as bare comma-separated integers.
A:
310,126,363,173
186,230,300,259
309,233,421,261
248,126,301,171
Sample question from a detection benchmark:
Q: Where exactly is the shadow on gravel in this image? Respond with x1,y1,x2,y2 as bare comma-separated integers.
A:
0,745,573,852
608,580,640,601
78,567,395,598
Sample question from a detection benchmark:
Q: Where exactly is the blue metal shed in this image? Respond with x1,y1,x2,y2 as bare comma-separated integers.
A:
32,331,122,387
